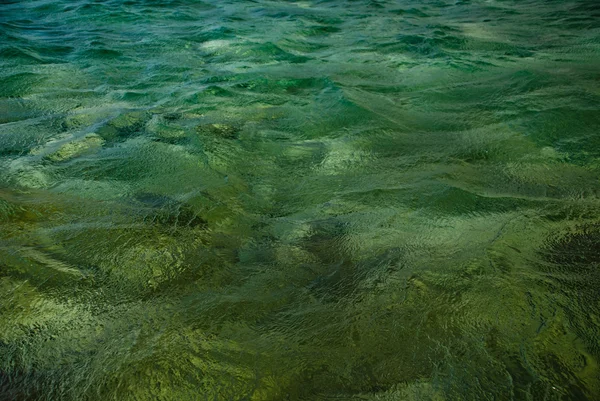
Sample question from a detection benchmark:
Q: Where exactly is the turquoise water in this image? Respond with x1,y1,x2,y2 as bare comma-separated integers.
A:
1,0,600,399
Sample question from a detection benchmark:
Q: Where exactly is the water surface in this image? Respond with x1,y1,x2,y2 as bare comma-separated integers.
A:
1,0,600,399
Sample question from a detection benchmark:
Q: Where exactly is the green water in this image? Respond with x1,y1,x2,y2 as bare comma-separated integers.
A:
1,0,600,399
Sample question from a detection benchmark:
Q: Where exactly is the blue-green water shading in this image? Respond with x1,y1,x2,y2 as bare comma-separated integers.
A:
1,0,600,399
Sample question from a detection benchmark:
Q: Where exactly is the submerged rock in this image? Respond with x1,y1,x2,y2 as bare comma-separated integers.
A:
45,134,104,162
146,114,188,143
11,166,52,189
196,123,240,139
543,224,600,266
132,192,207,230
61,112,105,131
162,112,182,121
96,111,150,141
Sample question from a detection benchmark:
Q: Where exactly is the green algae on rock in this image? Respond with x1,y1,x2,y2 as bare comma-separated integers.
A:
44,134,105,162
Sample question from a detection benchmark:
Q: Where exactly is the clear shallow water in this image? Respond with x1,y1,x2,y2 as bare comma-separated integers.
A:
1,0,599,399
